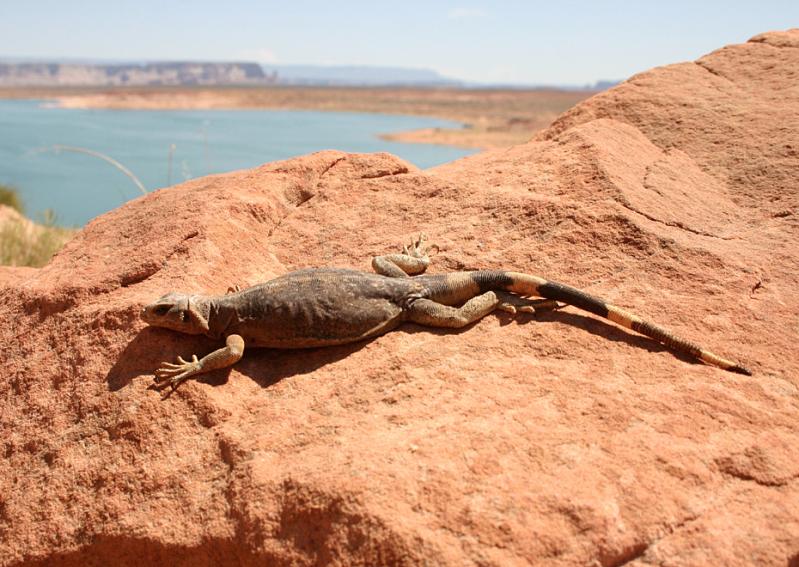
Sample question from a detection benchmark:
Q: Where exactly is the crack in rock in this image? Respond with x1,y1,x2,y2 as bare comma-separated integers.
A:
695,60,737,84
360,166,411,179
316,156,347,186
615,159,739,240
121,230,200,287
616,198,736,240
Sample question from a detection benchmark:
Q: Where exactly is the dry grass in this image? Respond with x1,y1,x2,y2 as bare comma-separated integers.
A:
0,205,75,268
0,184,25,213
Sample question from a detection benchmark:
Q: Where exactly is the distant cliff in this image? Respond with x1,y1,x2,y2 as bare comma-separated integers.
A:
0,61,275,87
0,60,463,88
261,64,460,86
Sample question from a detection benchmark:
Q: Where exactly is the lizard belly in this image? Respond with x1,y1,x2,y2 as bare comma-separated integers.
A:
223,269,416,348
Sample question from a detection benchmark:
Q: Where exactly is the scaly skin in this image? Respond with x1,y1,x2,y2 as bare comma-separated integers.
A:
141,234,751,396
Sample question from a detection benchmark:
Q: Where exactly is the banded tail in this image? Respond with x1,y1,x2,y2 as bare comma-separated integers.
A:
485,271,751,375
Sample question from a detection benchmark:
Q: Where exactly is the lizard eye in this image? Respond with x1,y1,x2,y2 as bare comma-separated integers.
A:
153,305,170,316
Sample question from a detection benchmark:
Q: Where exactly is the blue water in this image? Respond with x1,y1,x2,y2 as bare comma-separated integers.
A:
0,100,474,226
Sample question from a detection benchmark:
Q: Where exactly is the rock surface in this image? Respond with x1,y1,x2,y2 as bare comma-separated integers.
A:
2,31,798,566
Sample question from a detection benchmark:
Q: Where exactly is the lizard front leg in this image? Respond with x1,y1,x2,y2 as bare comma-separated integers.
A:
153,334,245,395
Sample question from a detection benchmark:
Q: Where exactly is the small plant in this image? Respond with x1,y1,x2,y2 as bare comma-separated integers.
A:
49,145,148,195
0,184,24,214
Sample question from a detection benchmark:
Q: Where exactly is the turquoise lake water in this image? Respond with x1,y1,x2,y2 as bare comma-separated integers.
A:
0,100,475,226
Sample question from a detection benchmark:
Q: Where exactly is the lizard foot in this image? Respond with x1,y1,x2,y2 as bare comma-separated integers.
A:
496,293,561,315
226,284,242,294
153,354,202,395
402,233,437,259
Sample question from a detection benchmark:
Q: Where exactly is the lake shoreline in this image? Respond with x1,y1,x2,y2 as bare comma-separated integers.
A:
0,86,595,150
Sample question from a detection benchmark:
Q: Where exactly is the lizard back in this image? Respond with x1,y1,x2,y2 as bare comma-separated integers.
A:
214,268,424,348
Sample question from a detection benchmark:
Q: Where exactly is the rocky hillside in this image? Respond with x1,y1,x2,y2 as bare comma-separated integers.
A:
1,30,797,566
0,61,272,86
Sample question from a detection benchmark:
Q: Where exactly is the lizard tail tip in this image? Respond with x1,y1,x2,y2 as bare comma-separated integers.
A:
728,364,752,376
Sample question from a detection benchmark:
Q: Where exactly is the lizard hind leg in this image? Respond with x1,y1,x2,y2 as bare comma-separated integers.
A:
407,292,500,328
372,233,433,278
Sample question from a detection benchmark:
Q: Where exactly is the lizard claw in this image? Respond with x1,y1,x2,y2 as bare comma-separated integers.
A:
496,302,516,315
497,303,538,315
153,354,202,395
531,299,561,312
404,233,434,259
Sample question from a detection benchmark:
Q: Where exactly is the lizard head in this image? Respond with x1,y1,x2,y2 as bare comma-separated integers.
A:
141,293,210,334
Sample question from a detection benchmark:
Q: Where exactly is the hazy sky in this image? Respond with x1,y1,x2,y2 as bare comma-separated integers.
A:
2,0,797,84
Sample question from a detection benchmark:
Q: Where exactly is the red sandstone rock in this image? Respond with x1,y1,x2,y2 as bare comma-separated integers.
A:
1,31,798,566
